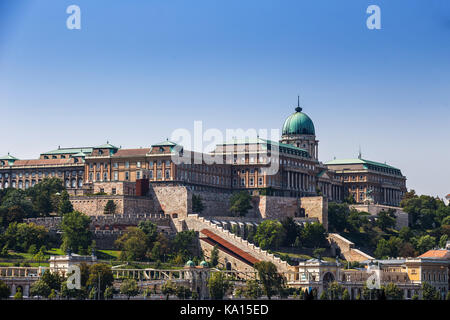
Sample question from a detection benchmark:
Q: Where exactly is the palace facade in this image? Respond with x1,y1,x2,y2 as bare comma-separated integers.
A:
0,102,407,206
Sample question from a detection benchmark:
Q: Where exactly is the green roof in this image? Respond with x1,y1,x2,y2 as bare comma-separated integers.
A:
325,158,403,175
185,260,195,267
41,147,93,155
282,107,315,136
222,137,310,157
151,140,178,147
71,152,87,157
0,154,18,160
94,143,118,149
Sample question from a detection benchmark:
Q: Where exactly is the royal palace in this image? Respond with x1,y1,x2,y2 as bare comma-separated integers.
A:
0,102,407,211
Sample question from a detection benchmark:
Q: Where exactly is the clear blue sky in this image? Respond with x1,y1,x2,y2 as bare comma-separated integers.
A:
1,0,449,198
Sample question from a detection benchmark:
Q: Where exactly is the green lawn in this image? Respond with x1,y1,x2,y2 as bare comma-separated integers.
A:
97,250,121,260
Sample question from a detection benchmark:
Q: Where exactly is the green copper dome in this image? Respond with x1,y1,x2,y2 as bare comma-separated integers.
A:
185,260,195,267
199,261,208,268
282,106,315,136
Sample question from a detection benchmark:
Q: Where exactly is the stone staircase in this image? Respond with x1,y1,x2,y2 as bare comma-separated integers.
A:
181,214,291,272
328,233,374,262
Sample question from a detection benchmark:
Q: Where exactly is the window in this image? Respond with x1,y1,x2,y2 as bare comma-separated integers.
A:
149,170,153,179
165,170,170,179
249,178,254,186
233,178,237,186
96,172,100,181
125,162,129,168
112,188,116,195
89,173,93,181
157,170,162,179
113,162,118,168
103,172,108,181
113,172,118,181
241,178,245,186
104,163,108,170
136,171,141,179
258,177,263,185
149,161,154,168
165,160,170,167
125,171,129,180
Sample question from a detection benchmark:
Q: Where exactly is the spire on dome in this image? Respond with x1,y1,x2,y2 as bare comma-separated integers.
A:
295,95,302,112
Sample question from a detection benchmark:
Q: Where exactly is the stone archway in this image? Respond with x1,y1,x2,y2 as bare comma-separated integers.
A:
322,272,335,291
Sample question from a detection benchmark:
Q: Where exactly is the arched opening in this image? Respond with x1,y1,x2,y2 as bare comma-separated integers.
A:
322,272,335,291
226,262,232,271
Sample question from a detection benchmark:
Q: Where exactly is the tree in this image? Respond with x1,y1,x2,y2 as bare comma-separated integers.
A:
326,281,344,300
86,263,114,299
27,178,64,216
172,230,198,260
103,200,116,215
208,272,232,300
374,239,391,259
438,234,448,248
104,286,114,300
280,217,301,247
229,191,252,217
343,194,356,204
242,280,262,299
138,220,159,245
48,289,56,300
13,288,23,300
115,227,148,261
60,211,92,254
254,261,285,299
416,235,436,254
30,280,51,299
192,194,204,214
120,279,139,300
300,222,328,248
313,248,325,260
376,210,397,231
4,222,49,253
58,190,73,215
398,242,416,257
0,280,10,299
254,220,285,250
422,282,440,300
342,289,350,300
175,285,192,300
374,237,402,259
383,283,403,300
40,270,63,291
328,202,351,233
161,280,177,300
209,245,219,268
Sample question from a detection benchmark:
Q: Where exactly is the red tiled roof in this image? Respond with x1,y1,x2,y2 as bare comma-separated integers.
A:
113,148,151,157
200,229,260,265
13,159,73,166
418,250,450,259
